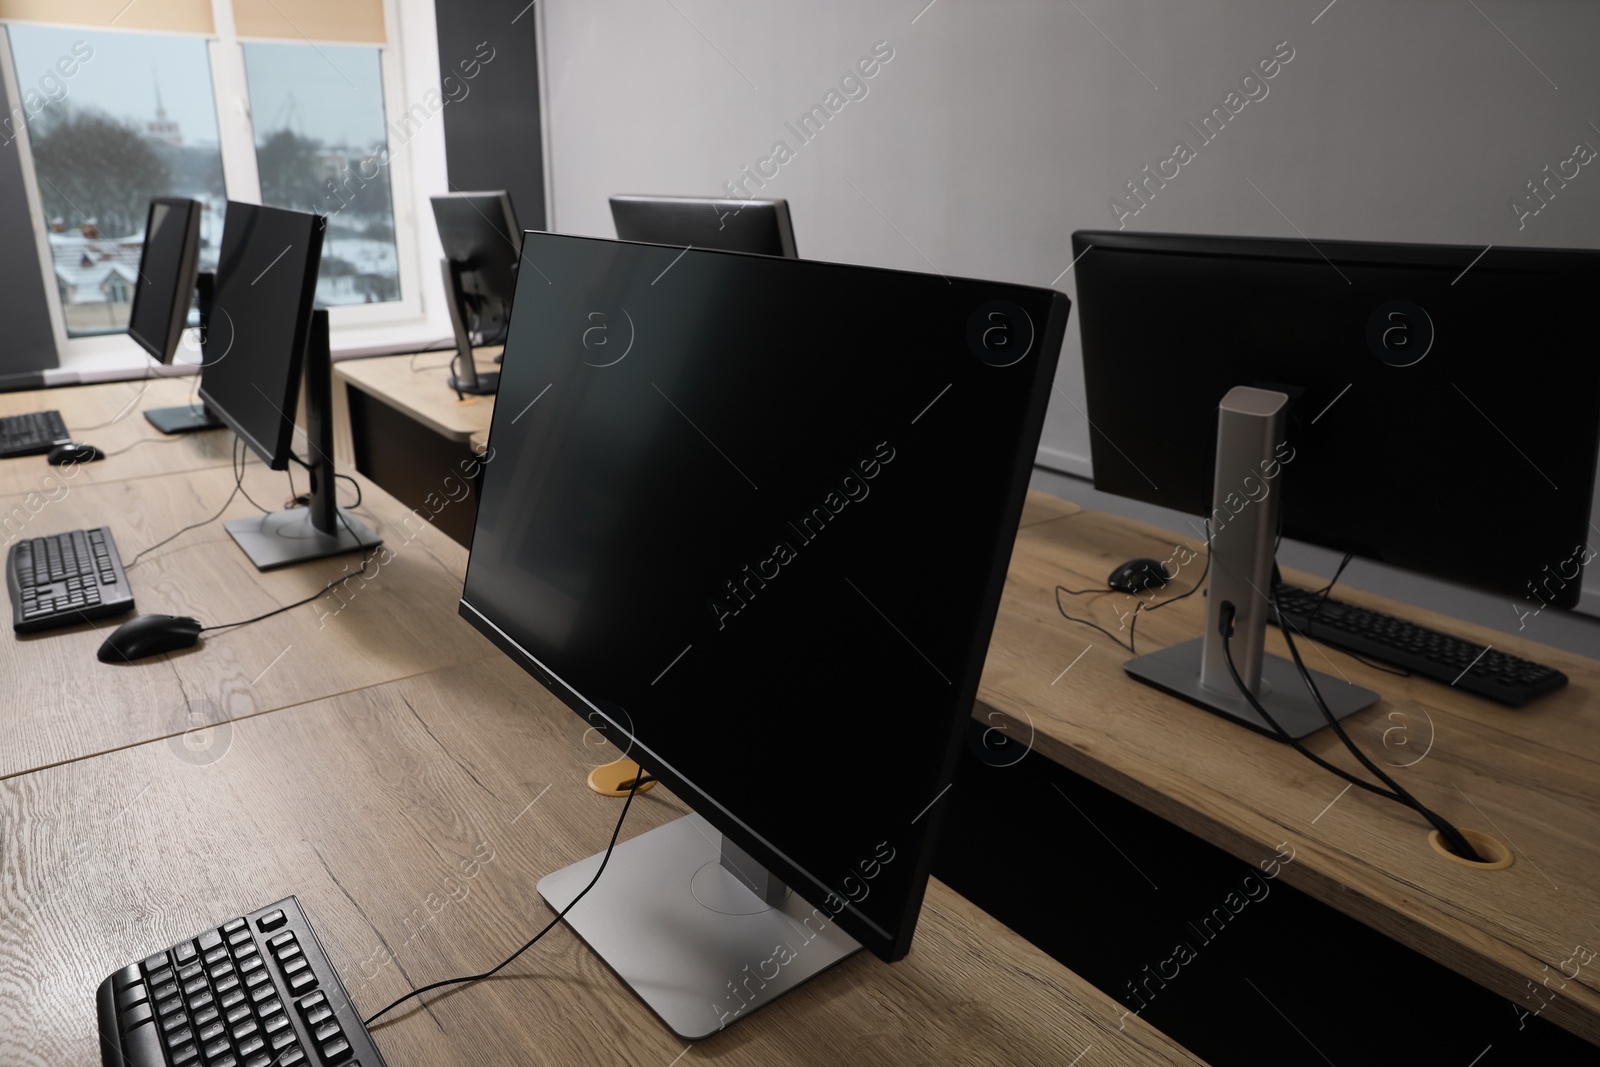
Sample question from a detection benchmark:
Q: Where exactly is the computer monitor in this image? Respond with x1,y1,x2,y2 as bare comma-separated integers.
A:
460,232,1069,1037
1073,230,1600,731
200,200,380,569
431,191,520,395
129,197,225,434
610,194,798,258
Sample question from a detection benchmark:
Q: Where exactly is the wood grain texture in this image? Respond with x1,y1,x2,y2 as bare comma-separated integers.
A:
976,491,1600,1044
0,378,235,498
0,656,1206,1066
0,458,488,780
337,352,501,445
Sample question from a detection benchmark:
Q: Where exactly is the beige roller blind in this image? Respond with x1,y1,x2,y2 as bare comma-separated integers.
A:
0,0,214,33
232,0,385,43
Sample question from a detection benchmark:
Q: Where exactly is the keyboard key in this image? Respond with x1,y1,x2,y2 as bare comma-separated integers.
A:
199,1020,226,1043
114,983,149,1013
321,1035,353,1062
258,909,287,931
258,997,283,1019
220,988,246,1011
278,1045,306,1066
225,1000,251,1024
248,982,276,1005
203,1036,232,1060
231,1018,259,1042
116,1017,165,1067
245,968,272,990
296,991,326,1014
111,964,143,992
276,943,304,965
313,1021,341,1043
197,929,223,951
269,931,297,952
282,956,308,977
244,1054,272,1067
237,1033,266,1058
222,918,246,933
204,945,230,965
120,1001,153,1029
169,1042,199,1066
287,970,318,995
269,1026,297,1049
304,1004,333,1027
164,1026,193,1048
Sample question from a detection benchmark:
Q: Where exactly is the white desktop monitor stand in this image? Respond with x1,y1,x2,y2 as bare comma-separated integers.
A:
539,813,860,1039
1123,385,1378,739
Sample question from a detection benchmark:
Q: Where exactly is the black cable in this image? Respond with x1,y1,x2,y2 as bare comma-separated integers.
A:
1267,589,1484,861
234,437,275,515
363,771,655,1028
198,505,381,634
102,435,186,458
1054,525,1212,656
1315,551,1356,600
1217,603,1404,804
1218,601,1483,861
125,441,246,572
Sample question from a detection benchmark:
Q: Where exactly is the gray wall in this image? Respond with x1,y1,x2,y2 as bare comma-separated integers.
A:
541,0,1600,618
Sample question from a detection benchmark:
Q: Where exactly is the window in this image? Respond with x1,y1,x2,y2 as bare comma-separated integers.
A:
5,25,226,337
0,0,426,370
243,42,400,307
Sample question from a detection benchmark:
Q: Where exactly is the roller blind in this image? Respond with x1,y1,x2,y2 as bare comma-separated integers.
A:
232,0,385,43
0,0,213,33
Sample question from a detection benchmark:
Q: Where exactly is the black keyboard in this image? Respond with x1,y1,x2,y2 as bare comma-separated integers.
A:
1271,584,1568,706
97,897,388,1067
7,526,135,632
0,408,70,457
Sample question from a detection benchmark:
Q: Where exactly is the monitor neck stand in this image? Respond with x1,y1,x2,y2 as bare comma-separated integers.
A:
144,271,227,434
538,813,859,1040
1122,385,1378,739
443,258,499,396
223,309,382,570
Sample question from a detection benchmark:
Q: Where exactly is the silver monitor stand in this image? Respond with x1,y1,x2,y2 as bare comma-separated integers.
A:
1124,386,1378,739
539,813,859,1039
442,259,499,396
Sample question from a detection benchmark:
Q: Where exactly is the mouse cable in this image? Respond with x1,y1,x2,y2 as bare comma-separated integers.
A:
101,435,188,458
1054,520,1213,657
125,438,248,572
198,506,381,634
1218,600,1482,861
70,357,162,433
363,771,655,1028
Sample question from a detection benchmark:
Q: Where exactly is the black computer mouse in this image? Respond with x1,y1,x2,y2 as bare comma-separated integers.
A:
1108,558,1171,594
47,442,104,465
98,614,203,663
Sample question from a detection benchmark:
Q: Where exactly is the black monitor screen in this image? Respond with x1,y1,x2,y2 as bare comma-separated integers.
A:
127,198,200,364
1075,231,1600,608
432,192,519,338
198,202,324,469
461,233,1069,961
611,195,798,258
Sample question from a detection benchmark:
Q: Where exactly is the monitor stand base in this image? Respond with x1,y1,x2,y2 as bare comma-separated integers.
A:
223,506,380,571
1125,637,1378,740
448,371,498,395
539,813,860,1040
144,404,224,434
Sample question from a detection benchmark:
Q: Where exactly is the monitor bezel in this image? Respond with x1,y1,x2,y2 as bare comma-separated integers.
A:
127,197,203,365
197,202,325,471
457,231,1069,962
609,195,798,259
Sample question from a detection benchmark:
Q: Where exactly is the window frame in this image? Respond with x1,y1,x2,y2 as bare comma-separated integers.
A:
0,0,427,372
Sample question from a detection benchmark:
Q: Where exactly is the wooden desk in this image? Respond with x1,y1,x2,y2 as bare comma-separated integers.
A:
333,353,500,545
977,493,1600,1044
0,377,234,496
0,458,485,780
0,655,1205,1066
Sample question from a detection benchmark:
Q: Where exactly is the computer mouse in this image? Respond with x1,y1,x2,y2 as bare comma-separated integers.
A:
1108,558,1171,594
47,442,104,465
97,614,203,663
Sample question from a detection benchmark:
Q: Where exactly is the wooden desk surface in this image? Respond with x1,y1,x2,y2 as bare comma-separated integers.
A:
0,655,1205,1066
336,351,500,445
0,457,485,781
978,492,1600,1044
0,378,235,495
